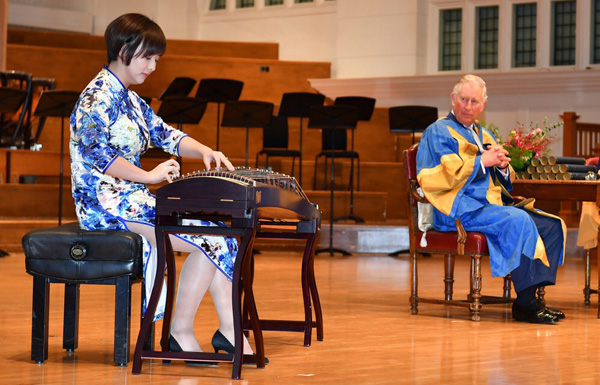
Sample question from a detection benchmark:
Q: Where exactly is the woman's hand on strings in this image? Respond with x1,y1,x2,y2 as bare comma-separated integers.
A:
203,150,235,171
149,158,180,183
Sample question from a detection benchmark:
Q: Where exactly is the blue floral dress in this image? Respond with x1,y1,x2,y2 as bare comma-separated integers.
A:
70,67,237,319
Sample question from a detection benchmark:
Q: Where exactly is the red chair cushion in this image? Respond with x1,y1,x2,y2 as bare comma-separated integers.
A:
415,230,489,255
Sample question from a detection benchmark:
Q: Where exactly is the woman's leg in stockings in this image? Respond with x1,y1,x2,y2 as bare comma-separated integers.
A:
125,221,252,352
209,271,254,354
169,249,217,351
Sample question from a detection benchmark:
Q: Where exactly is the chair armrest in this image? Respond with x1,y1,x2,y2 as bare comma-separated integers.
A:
409,180,430,204
454,219,467,255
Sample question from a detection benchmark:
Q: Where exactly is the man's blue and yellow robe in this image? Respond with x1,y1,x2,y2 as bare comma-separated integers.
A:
416,114,566,291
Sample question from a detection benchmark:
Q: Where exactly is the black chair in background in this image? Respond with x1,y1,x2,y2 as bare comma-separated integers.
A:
331,96,376,223
313,128,360,191
196,78,244,150
158,77,196,100
255,114,301,177
389,105,438,144
222,100,273,168
388,105,438,257
278,92,325,185
313,112,363,194
0,70,33,147
308,105,358,256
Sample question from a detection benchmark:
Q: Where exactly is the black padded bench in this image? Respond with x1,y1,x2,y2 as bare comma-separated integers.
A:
22,223,145,366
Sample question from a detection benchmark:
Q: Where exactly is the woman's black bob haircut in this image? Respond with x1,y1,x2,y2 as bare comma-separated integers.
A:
105,13,166,65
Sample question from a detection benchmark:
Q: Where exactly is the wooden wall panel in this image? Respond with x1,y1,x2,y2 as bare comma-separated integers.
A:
6,150,70,183
0,184,75,218
6,45,330,103
7,28,279,60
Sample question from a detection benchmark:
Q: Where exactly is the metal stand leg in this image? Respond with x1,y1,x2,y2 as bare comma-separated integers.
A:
315,136,351,257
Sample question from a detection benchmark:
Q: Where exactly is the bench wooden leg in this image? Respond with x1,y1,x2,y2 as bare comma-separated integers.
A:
114,276,132,366
63,283,80,352
31,275,49,364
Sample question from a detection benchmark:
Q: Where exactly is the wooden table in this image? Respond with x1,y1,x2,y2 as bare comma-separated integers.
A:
512,179,600,316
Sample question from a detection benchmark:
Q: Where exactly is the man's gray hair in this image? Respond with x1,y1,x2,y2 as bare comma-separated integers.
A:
452,74,488,102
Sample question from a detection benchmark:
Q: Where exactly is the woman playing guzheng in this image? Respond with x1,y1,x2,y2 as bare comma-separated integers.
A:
69,13,259,363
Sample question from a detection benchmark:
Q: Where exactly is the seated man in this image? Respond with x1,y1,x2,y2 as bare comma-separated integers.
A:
416,74,566,324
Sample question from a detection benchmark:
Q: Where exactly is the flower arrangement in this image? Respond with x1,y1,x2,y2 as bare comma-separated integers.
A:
484,119,562,172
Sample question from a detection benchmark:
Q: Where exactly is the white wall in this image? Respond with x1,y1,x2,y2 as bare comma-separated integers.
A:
335,0,420,78
7,0,600,157
196,0,338,69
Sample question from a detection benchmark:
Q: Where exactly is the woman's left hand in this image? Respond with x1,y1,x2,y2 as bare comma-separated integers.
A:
203,150,235,171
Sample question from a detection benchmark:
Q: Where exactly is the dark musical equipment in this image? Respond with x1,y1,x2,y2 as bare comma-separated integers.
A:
34,90,80,226
221,100,273,168
195,78,244,150
389,105,438,144
156,96,207,131
308,105,358,256
132,168,322,378
388,105,438,256
158,77,196,100
278,92,326,185
332,96,376,223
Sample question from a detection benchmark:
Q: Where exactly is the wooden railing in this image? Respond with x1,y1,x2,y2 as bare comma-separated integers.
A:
562,111,600,159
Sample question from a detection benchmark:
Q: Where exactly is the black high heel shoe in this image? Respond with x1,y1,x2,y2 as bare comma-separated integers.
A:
168,334,216,366
211,330,269,365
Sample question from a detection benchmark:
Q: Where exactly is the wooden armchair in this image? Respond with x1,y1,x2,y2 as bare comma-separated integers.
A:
404,144,513,321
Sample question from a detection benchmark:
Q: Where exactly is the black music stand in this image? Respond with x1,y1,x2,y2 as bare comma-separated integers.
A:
389,105,438,144
222,100,273,168
158,77,196,100
157,96,207,167
388,105,438,257
196,78,244,150
308,105,358,256
34,90,79,226
332,96,376,223
278,92,325,185
157,96,207,131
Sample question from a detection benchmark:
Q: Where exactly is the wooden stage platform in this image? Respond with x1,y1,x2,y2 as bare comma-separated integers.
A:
0,248,599,384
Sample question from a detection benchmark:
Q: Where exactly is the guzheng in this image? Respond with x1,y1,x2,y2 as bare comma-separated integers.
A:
155,167,321,232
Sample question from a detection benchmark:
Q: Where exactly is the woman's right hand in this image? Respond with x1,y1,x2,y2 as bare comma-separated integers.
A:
148,158,180,184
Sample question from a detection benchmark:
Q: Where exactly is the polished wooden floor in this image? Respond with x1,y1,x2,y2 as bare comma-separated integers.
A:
1,249,599,385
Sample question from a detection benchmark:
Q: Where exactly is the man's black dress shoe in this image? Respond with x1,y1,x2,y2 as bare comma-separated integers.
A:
512,300,558,324
168,334,216,366
533,299,566,319
211,330,269,365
